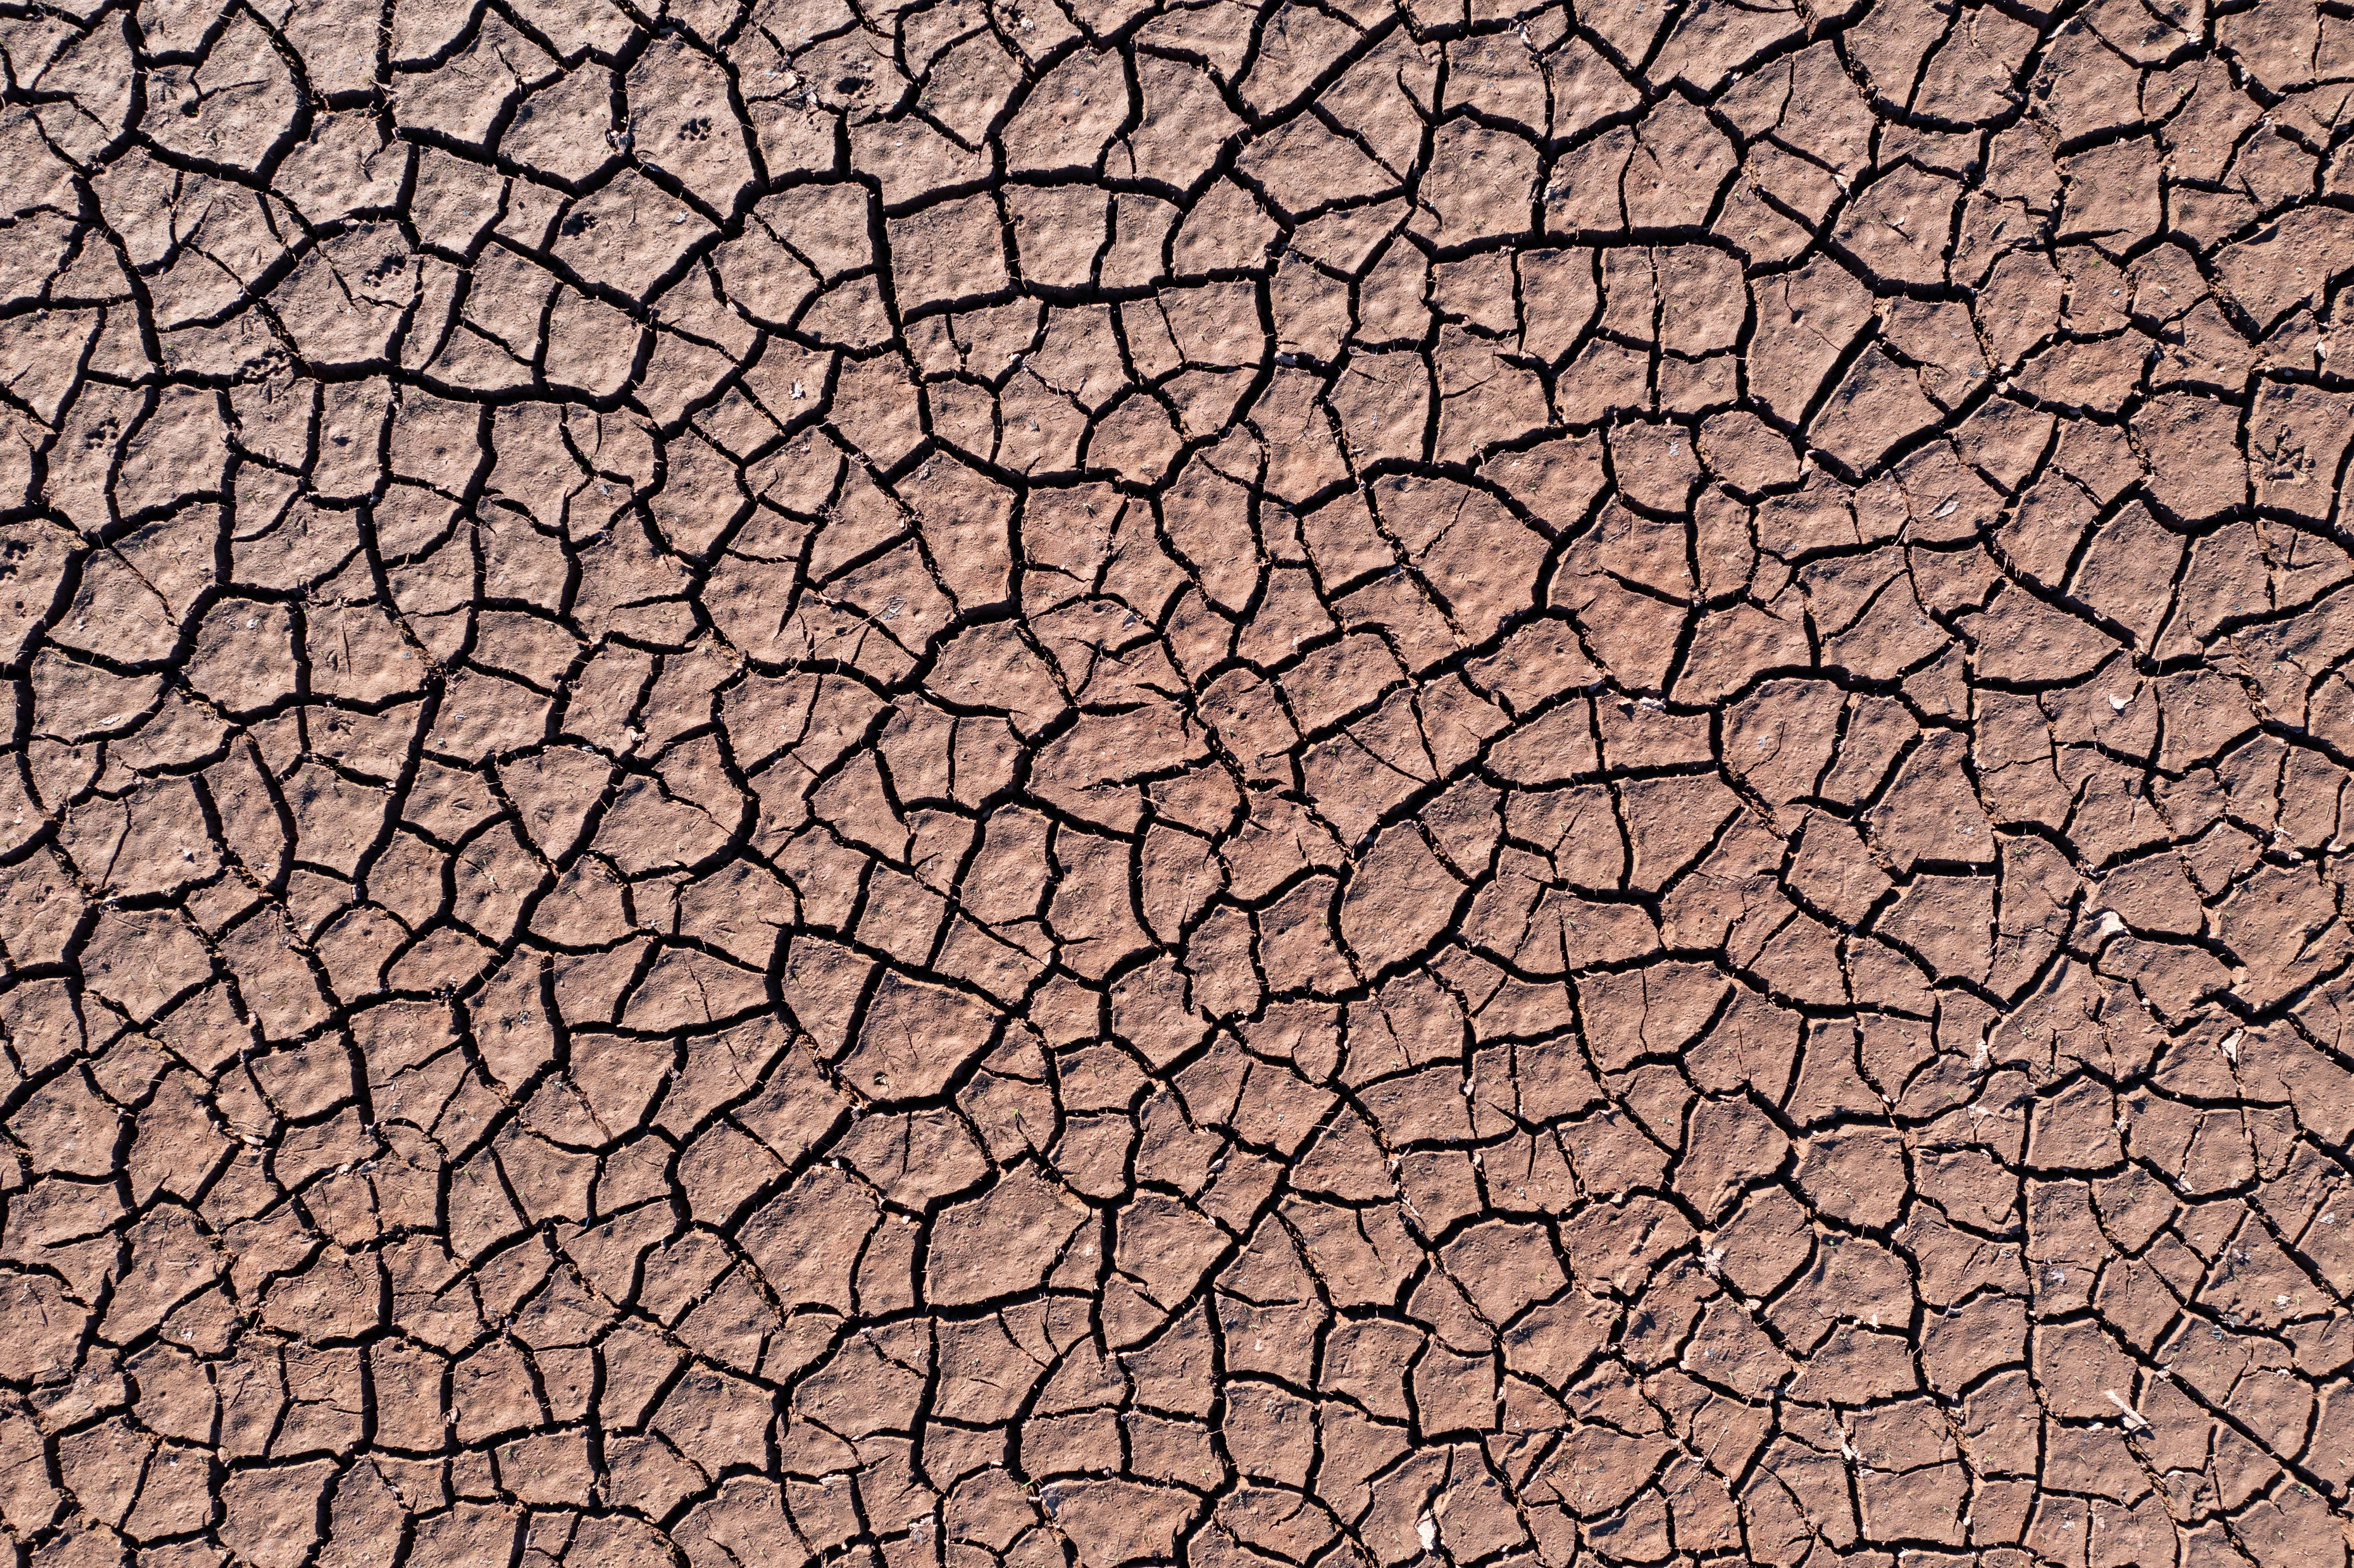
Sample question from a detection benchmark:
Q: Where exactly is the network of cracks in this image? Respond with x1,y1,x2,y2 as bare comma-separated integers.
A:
1,0,2353,1567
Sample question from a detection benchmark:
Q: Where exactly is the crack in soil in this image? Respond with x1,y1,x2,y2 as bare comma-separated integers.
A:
0,2,2353,1568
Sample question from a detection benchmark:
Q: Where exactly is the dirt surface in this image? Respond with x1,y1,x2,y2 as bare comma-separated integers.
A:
4,2,2354,1568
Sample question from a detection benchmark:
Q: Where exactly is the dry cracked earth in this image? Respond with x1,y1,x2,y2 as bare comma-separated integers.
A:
12,0,2354,1567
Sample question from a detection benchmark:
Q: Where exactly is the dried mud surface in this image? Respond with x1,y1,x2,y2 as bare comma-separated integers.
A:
5,1,2354,1568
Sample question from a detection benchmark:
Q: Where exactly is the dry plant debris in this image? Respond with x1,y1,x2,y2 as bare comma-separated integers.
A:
1,0,2353,1567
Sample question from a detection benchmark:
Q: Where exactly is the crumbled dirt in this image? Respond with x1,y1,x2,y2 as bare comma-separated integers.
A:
4,3,2354,1568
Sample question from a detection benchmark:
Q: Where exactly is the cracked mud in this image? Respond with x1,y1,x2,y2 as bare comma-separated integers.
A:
4,0,2354,1566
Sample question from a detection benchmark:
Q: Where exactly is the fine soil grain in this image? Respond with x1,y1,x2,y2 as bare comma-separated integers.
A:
2,2,2353,1568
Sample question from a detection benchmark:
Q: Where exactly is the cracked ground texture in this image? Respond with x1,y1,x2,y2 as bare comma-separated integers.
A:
13,0,2354,1566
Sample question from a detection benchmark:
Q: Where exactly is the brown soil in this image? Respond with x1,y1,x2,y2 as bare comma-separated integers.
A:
3,3,2353,1567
